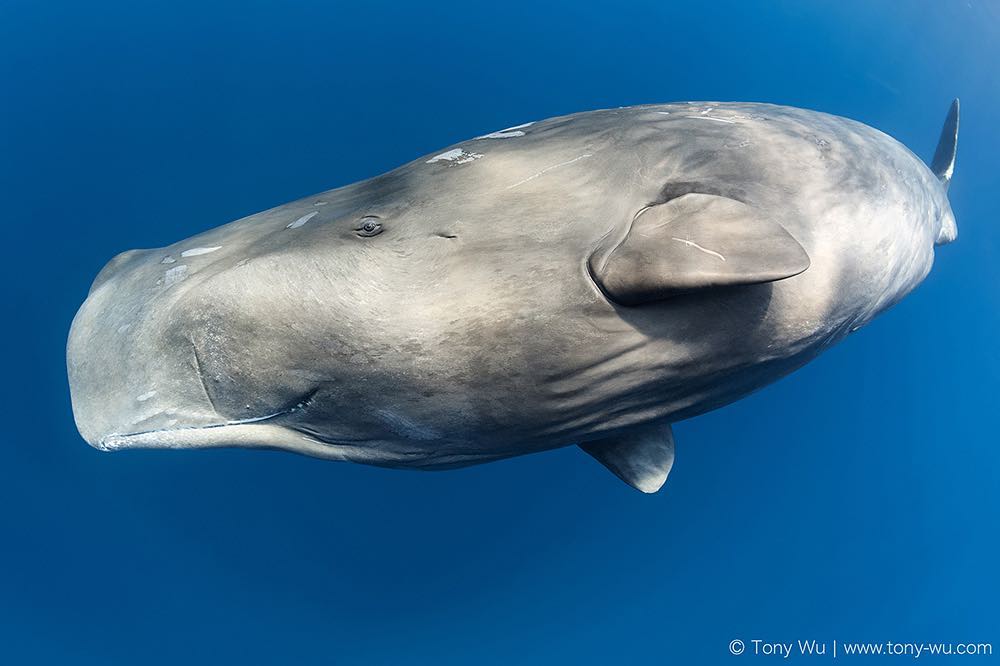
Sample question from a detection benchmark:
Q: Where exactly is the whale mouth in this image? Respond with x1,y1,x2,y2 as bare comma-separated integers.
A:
96,421,354,462
98,420,292,451
96,389,323,452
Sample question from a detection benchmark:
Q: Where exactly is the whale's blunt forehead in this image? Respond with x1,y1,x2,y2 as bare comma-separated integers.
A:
69,247,337,448
69,256,216,446
67,184,364,447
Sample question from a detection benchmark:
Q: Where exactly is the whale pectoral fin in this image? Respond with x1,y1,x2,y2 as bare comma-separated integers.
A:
588,193,810,305
580,422,675,493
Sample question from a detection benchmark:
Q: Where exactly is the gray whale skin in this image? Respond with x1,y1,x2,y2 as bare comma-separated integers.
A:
67,100,960,493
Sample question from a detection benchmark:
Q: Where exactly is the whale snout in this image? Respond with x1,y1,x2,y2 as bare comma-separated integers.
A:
88,248,156,295
68,244,329,452
68,247,229,449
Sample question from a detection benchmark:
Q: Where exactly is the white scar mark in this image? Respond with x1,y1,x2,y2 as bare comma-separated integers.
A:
287,211,318,229
506,153,593,189
477,130,525,139
313,201,328,206
163,265,188,286
656,111,671,115
426,148,484,164
160,255,176,264
685,115,736,124
137,391,157,402
427,149,464,163
180,246,221,257
476,121,534,139
671,237,726,261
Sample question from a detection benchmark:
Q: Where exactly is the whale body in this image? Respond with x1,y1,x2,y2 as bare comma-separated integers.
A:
67,100,959,493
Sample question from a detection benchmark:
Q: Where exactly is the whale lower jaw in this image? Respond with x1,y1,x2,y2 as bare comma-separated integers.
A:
96,422,352,461
94,422,506,470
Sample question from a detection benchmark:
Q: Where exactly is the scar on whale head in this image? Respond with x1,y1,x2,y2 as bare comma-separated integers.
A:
67,99,959,493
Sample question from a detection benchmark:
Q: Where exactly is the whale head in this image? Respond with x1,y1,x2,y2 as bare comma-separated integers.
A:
66,181,484,464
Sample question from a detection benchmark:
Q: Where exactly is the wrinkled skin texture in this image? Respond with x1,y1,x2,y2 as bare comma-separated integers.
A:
67,102,956,474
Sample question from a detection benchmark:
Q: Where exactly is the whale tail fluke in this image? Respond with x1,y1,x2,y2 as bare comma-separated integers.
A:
930,98,959,190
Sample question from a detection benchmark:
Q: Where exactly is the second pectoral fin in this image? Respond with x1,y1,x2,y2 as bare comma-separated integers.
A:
580,422,675,493
588,193,810,306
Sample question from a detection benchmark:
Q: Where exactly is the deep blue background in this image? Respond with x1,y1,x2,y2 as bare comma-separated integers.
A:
2,1,998,663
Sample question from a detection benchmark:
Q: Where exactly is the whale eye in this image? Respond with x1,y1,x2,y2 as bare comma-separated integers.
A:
356,217,383,237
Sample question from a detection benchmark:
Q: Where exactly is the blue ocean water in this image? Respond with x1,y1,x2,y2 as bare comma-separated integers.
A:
2,0,998,663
